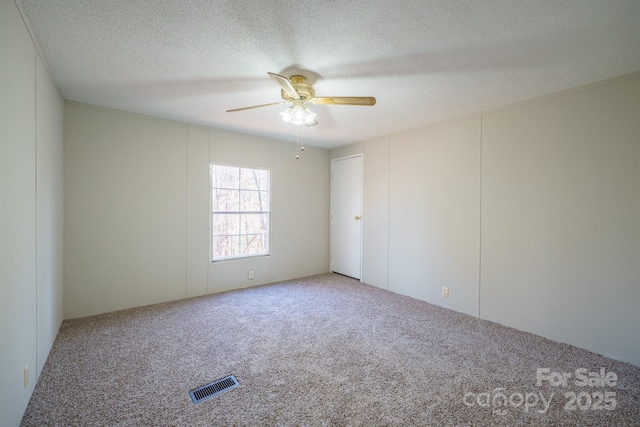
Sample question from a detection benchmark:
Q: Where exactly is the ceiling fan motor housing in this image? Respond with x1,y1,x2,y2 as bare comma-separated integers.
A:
281,76,315,102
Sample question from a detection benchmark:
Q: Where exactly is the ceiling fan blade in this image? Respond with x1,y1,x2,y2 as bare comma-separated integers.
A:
310,96,376,106
268,72,300,100
226,101,288,113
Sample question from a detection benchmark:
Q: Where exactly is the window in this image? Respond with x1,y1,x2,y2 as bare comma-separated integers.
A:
211,164,270,261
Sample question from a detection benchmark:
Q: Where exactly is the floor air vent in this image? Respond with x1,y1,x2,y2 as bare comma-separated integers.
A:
189,375,240,404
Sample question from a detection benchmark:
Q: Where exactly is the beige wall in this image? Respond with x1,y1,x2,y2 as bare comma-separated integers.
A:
64,102,330,319
64,104,189,318
0,1,65,425
389,117,481,316
36,51,65,377
330,142,364,160
334,74,640,367
480,76,640,365
362,138,390,289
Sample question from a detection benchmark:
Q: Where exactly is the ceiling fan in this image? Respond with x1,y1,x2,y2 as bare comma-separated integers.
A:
226,72,376,127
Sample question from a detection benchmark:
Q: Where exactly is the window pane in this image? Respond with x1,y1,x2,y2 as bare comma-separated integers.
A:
213,165,239,189
240,213,269,235
240,168,269,191
240,190,269,212
213,188,240,212
211,164,270,261
212,235,240,259
212,214,240,236
240,234,269,256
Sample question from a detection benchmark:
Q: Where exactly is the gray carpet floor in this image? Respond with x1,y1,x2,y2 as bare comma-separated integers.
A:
21,273,640,426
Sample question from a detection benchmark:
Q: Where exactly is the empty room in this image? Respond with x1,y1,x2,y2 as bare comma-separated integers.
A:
2,0,639,425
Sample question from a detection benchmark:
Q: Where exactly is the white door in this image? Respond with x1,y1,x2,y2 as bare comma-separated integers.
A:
330,156,362,279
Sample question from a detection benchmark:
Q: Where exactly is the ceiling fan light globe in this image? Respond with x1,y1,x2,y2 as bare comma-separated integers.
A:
280,107,293,122
304,111,317,126
292,105,306,121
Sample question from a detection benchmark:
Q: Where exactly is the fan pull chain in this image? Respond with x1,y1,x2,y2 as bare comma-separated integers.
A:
301,125,305,152
296,125,300,160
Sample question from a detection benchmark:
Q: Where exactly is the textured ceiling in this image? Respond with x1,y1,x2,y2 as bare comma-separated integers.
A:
18,0,640,148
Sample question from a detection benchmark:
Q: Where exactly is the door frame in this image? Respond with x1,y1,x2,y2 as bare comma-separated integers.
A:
330,154,363,280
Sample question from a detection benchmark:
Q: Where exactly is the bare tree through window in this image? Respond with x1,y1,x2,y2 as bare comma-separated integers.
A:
211,164,270,260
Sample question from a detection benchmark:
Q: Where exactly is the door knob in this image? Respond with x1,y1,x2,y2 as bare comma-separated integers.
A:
354,215,361,220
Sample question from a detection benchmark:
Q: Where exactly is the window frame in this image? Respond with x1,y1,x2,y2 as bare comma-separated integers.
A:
210,163,271,262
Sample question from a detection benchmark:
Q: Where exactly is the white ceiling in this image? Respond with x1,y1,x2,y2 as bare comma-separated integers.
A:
18,0,640,148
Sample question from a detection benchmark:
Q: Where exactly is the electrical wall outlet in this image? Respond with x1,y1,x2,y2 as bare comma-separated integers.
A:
24,364,29,388
248,270,255,280
441,287,449,298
